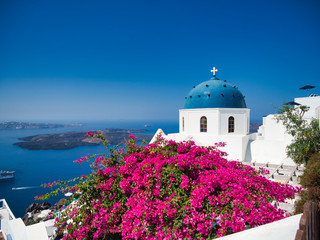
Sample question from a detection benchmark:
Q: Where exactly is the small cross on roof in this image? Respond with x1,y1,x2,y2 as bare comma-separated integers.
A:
210,67,218,76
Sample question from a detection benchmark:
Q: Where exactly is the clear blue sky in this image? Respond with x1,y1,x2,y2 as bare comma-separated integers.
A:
0,0,319,122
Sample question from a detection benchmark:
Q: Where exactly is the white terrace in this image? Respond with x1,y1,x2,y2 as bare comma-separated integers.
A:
0,199,48,240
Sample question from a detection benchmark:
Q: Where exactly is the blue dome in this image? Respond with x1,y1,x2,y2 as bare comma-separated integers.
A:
184,77,247,109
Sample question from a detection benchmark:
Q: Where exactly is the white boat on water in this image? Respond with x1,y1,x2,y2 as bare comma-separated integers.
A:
0,170,15,180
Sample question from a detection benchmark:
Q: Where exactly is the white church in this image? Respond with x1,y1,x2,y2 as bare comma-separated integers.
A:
151,67,320,166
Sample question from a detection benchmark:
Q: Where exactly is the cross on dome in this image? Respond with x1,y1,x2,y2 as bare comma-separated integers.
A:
210,67,218,76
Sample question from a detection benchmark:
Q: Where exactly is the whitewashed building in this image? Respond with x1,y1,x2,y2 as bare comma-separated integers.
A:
151,67,320,166
250,94,320,165
0,199,49,240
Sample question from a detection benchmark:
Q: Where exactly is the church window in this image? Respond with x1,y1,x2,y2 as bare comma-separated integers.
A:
228,116,235,133
182,117,184,132
200,116,207,132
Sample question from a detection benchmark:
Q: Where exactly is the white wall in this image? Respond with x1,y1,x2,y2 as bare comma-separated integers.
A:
252,95,320,165
219,109,250,135
179,108,250,136
316,106,320,120
164,132,249,161
253,114,294,165
295,95,320,120
218,214,302,240
316,106,320,128
250,140,288,164
23,222,49,240
179,109,220,135
259,115,290,142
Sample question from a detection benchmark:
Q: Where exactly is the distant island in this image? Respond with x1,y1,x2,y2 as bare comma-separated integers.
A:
0,121,84,130
11,122,261,150
13,128,152,150
250,122,262,133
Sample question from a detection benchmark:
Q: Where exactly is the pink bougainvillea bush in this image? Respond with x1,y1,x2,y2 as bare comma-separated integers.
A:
37,132,299,240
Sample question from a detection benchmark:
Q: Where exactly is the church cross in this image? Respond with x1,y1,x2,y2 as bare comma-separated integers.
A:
210,67,218,76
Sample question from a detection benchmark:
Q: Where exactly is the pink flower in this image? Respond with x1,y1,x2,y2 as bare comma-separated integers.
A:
128,133,135,140
85,131,95,137
74,154,90,164
52,137,300,240
180,175,190,190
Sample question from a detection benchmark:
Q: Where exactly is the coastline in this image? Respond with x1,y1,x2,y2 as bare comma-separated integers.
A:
0,120,260,218
13,128,152,150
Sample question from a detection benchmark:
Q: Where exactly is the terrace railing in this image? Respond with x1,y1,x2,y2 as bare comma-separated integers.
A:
295,201,320,240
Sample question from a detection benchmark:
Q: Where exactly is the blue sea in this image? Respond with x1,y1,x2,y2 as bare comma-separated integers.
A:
0,120,178,218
